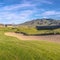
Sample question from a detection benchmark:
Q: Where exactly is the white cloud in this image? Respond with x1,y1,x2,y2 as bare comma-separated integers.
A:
41,11,60,16
1,3,35,11
0,0,46,24
0,10,35,24
0,2,37,24
32,0,53,4
33,10,60,19
41,0,53,4
0,0,54,24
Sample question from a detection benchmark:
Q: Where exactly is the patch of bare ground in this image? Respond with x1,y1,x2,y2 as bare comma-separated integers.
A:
5,32,60,43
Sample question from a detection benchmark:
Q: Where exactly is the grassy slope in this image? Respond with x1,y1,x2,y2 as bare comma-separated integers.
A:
15,26,60,35
0,28,60,60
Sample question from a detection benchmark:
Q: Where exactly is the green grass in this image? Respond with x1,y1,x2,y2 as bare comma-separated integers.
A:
2,26,60,35
0,28,60,60
14,26,60,35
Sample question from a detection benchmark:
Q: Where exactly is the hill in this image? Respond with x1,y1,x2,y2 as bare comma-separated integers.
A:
19,18,60,27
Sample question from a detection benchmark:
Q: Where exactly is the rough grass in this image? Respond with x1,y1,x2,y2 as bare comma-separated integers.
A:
0,28,60,60
15,26,60,35
1,27,60,35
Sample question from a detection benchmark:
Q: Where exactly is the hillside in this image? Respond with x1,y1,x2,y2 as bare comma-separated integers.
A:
19,18,60,27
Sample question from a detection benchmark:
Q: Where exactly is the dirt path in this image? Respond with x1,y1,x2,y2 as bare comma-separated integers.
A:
5,32,60,43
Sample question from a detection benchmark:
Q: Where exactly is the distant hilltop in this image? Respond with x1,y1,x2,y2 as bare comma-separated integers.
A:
18,18,60,27
0,18,60,27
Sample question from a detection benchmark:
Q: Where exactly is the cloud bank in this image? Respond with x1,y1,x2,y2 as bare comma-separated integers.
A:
0,0,60,24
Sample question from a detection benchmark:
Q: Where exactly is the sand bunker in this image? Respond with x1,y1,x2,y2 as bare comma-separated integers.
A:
5,32,60,43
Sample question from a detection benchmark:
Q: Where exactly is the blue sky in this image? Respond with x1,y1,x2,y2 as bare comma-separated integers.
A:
0,0,60,24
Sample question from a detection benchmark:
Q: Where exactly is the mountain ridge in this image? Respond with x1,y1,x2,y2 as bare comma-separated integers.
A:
19,18,60,27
